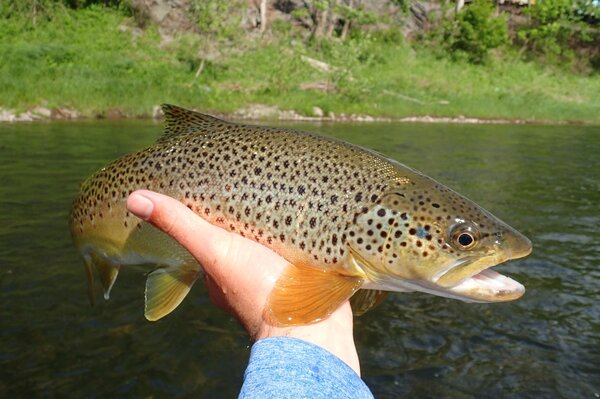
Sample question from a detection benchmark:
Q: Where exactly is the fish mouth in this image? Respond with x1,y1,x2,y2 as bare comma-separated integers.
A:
442,266,525,302
432,248,530,302
430,234,532,302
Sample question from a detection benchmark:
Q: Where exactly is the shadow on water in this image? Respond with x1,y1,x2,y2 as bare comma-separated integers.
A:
0,120,598,398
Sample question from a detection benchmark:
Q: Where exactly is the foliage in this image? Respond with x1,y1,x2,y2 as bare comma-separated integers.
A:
443,0,509,64
289,0,378,40
389,0,410,13
517,0,599,70
0,2,600,123
334,2,377,26
188,0,245,40
0,0,128,22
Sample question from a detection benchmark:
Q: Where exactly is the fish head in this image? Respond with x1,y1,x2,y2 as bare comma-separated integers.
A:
347,173,532,303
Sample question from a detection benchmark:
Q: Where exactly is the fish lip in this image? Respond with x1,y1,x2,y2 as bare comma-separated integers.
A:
431,255,482,284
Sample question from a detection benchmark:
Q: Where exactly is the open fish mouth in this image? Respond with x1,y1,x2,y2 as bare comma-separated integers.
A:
354,247,526,303
434,239,531,302
443,267,525,302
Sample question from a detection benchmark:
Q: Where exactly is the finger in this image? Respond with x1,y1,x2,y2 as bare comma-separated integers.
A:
126,190,232,268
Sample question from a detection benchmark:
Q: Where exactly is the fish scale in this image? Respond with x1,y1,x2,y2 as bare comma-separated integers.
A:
70,104,532,325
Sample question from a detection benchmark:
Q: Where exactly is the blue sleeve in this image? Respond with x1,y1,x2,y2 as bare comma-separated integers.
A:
239,336,374,399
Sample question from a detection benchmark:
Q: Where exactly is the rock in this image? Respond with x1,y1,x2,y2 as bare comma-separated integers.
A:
31,106,52,118
0,108,36,122
104,109,125,119
300,55,338,73
235,104,280,119
312,106,324,117
299,81,336,92
51,108,80,120
129,0,196,43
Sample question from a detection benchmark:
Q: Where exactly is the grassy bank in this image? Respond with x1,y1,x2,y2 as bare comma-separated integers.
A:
1,6,599,123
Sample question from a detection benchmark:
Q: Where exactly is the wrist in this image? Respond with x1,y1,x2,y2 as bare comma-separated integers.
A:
254,301,361,375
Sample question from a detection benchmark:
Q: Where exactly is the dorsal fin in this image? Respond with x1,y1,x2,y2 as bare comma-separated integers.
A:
157,104,232,143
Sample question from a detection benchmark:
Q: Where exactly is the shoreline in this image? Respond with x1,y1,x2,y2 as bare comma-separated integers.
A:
0,105,591,126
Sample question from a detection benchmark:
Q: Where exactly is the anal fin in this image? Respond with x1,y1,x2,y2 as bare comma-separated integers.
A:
90,252,121,301
144,262,201,321
350,289,388,316
267,263,363,326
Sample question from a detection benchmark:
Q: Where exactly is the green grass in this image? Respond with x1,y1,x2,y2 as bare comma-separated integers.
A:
1,6,599,123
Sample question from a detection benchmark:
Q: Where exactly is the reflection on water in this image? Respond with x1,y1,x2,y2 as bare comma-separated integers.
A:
0,120,598,398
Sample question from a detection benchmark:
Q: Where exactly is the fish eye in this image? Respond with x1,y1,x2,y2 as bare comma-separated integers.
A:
450,223,479,250
458,232,475,247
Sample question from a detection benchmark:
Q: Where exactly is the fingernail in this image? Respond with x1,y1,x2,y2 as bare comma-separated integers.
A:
128,192,154,220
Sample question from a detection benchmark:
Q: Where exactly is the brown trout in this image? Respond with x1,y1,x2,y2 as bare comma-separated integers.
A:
70,105,532,325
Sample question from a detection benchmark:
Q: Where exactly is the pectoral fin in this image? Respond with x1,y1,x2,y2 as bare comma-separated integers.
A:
144,262,201,321
350,289,388,316
267,263,363,326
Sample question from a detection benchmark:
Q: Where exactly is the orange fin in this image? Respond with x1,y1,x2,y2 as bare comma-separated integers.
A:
267,263,363,326
350,289,388,316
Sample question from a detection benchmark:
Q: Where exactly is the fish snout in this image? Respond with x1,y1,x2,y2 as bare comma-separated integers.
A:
500,228,532,261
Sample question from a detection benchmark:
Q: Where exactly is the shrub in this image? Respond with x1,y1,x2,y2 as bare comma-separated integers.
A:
517,0,598,70
444,0,509,64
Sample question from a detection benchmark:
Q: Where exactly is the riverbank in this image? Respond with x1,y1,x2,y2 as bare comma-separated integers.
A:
1,6,599,125
1,103,589,125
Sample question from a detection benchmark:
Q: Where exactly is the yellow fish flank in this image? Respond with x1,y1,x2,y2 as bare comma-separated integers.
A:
70,105,532,325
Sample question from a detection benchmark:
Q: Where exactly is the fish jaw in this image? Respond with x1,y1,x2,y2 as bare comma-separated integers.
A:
442,268,524,302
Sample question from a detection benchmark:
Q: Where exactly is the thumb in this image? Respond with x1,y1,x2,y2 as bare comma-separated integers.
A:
126,190,231,269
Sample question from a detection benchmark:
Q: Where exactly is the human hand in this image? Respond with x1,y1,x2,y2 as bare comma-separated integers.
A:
126,190,361,374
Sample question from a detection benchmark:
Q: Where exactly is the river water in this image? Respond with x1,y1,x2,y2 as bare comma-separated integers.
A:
0,120,598,398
